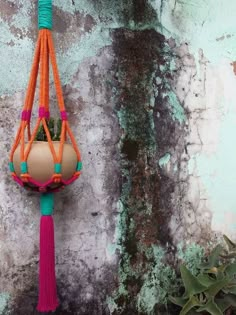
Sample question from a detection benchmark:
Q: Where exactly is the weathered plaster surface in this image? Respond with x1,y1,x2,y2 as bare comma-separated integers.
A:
157,0,236,240
1,0,236,314
0,1,119,314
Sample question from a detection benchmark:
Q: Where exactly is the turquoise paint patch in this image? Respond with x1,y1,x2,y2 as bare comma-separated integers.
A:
195,103,236,232
54,163,61,174
188,157,195,175
177,243,205,276
0,20,111,95
164,90,186,124
107,243,117,256
3,0,236,97
55,0,161,31
57,26,112,89
11,1,33,29
169,59,177,71
148,0,236,64
109,200,128,254
40,193,54,216
159,153,171,168
21,162,28,174
77,161,82,171
0,293,10,315
106,296,119,314
0,18,34,95
137,245,177,313
9,162,15,173
56,0,97,17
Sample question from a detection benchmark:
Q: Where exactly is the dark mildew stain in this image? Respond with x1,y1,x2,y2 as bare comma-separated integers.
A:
108,5,187,310
121,139,139,161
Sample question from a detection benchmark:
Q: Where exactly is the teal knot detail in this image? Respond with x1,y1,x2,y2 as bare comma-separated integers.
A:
38,0,52,30
54,163,62,174
9,162,15,172
77,161,82,171
21,162,28,174
40,193,54,215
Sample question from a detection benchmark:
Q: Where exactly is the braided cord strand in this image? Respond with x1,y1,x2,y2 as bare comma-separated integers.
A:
47,30,67,166
24,31,49,162
47,30,82,162
47,31,66,112
10,37,41,163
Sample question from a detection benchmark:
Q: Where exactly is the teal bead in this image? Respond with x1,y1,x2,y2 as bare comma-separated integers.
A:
77,161,82,171
21,162,28,174
54,163,62,174
40,193,54,216
9,162,15,172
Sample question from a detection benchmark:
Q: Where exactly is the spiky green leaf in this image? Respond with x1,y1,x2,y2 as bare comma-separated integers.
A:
36,123,47,141
200,245,223,270
225,263,236,278
180,296,201,315
54,118,62,141
196,298,223,315
47,118,55,140
205,278,230,297
223,294,236,307
169,296,187,307
215,298,232,312
223,284,236,294
197,274,216,287
180,265,207,298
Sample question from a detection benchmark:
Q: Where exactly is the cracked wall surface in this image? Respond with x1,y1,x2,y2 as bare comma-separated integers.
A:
1,0,236,314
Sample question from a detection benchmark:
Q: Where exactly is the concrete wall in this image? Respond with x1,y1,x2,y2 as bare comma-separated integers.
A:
0,0,236,314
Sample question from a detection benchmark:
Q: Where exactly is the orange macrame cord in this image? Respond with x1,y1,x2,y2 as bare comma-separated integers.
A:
10,29,81,191
8,2,83,312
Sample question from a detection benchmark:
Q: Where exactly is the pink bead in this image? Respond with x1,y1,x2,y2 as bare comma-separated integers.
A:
60,111,68,120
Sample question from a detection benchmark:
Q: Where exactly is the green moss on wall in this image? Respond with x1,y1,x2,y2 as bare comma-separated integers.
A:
0,293,10,315
106,25,187,313
159,153,171,168
137,245,177,314
177,243,205,276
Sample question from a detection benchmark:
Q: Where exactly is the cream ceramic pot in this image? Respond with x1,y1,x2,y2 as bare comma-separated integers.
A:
13,141,78,183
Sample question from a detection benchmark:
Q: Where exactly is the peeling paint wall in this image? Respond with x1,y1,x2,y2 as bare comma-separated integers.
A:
1,0,236,314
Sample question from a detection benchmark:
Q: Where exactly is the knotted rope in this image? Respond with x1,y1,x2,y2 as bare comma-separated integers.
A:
9,0,82,312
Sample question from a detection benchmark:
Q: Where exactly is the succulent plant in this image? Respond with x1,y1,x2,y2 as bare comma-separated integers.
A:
54,118,62,141
170,235,236,315
36,118,62,141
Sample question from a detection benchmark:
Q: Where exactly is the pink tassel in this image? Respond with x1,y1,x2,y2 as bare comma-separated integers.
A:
37,215,59,312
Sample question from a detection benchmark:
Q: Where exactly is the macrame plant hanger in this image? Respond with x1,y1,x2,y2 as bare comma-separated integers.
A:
9,0,82,312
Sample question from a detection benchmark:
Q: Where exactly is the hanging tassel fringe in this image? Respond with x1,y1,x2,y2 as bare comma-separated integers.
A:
37,215,58,312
